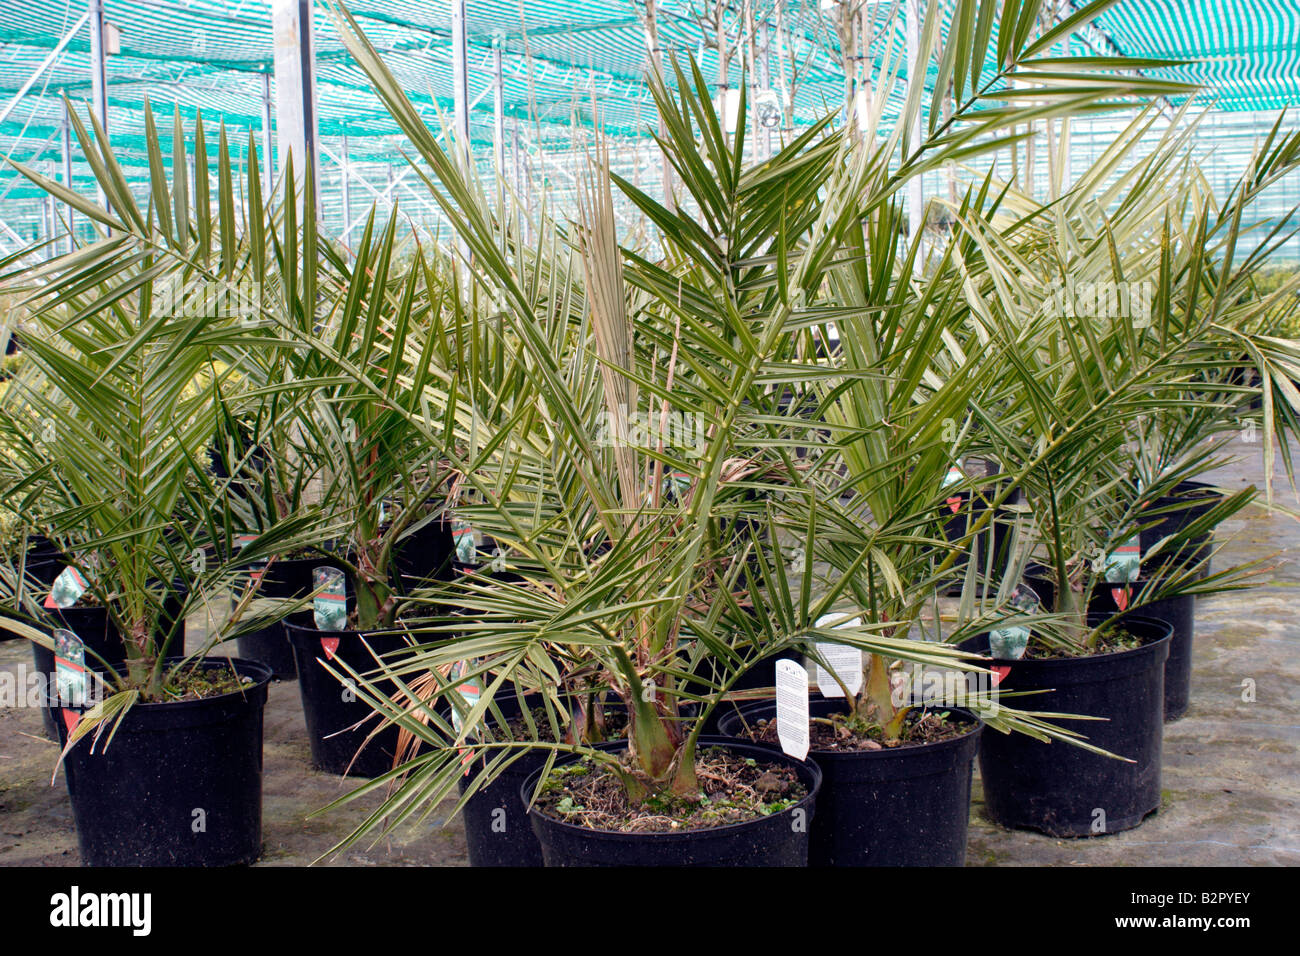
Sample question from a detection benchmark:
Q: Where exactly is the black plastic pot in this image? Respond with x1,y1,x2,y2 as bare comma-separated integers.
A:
719,699,981,866
284,613,414,777
1091,585,1195,722
522,737,820,867
257,553,349,600
236,620,297,680
939,466,1020,597
457,691,548,867
970,614,1172,837
1024,566,1196,723
392,517,456,586
56,656,272,866
1140,480,1221,580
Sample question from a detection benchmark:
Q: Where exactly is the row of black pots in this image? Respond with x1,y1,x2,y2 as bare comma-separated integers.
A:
233,520,457,681
48,615,1170,867
31,589,188,740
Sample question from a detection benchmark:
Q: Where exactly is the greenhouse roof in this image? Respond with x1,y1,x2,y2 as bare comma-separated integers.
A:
0,0,1298,246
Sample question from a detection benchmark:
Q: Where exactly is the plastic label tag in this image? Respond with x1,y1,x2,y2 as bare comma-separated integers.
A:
313,566,348,631
774,659,810,761
989,583,1037,660
663,471,692,503
812,614,863,698
44,566,87,610
1111,585,1131,612
235,534,267,584
452,519,479,566
943,463,964,513
53,628,89,706
1103,535,1141,584
451,665,481,774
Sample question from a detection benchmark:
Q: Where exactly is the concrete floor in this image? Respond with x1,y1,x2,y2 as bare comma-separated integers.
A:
2,432,1297,866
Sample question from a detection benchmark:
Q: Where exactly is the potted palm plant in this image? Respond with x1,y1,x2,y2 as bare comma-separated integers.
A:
956,121,1300,834
0,103,322,865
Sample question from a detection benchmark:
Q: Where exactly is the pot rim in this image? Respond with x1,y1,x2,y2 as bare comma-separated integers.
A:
984,613,1174,667
63,655,272,715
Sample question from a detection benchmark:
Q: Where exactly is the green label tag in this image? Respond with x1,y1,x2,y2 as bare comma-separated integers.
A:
53,627,90,706
44,566,88,610
1103,535,1142,584
989,583,1038,660
312,566,348,631
452,519,479,565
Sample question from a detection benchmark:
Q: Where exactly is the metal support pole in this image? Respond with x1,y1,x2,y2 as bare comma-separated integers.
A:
89,0,110,214
272,0,321,214
89,0,108,133
451,0,470,163
643,0,675,211
905,0,924,243
61,107,74,254
260,72,275,191
493,43,505,210
340,128,350,238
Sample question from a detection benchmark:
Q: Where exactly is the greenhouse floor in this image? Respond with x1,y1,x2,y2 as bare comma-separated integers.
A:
1,432,1297,867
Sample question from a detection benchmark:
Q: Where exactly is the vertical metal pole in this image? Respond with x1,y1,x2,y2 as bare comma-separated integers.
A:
89,0,109,214
272,0,320,215
44,189,55,259
451,0,470,162
451,0,470,259
340,128,350,238
61,106,74,254
493,43,505,210
89,0,108,133
905,0,924,243
260,72,275,191
758,21,771,160
644,0,675,211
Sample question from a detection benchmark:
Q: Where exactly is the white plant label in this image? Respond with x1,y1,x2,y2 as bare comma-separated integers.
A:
943,462,964,513
312,566,348,631
812,614,863,697
774,658,810,761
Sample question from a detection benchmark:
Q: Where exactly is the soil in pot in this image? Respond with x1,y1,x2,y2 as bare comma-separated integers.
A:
522,738,820,867
966,614,1172,838
721,699,981,866
284,613,416,777
56,656,272,866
